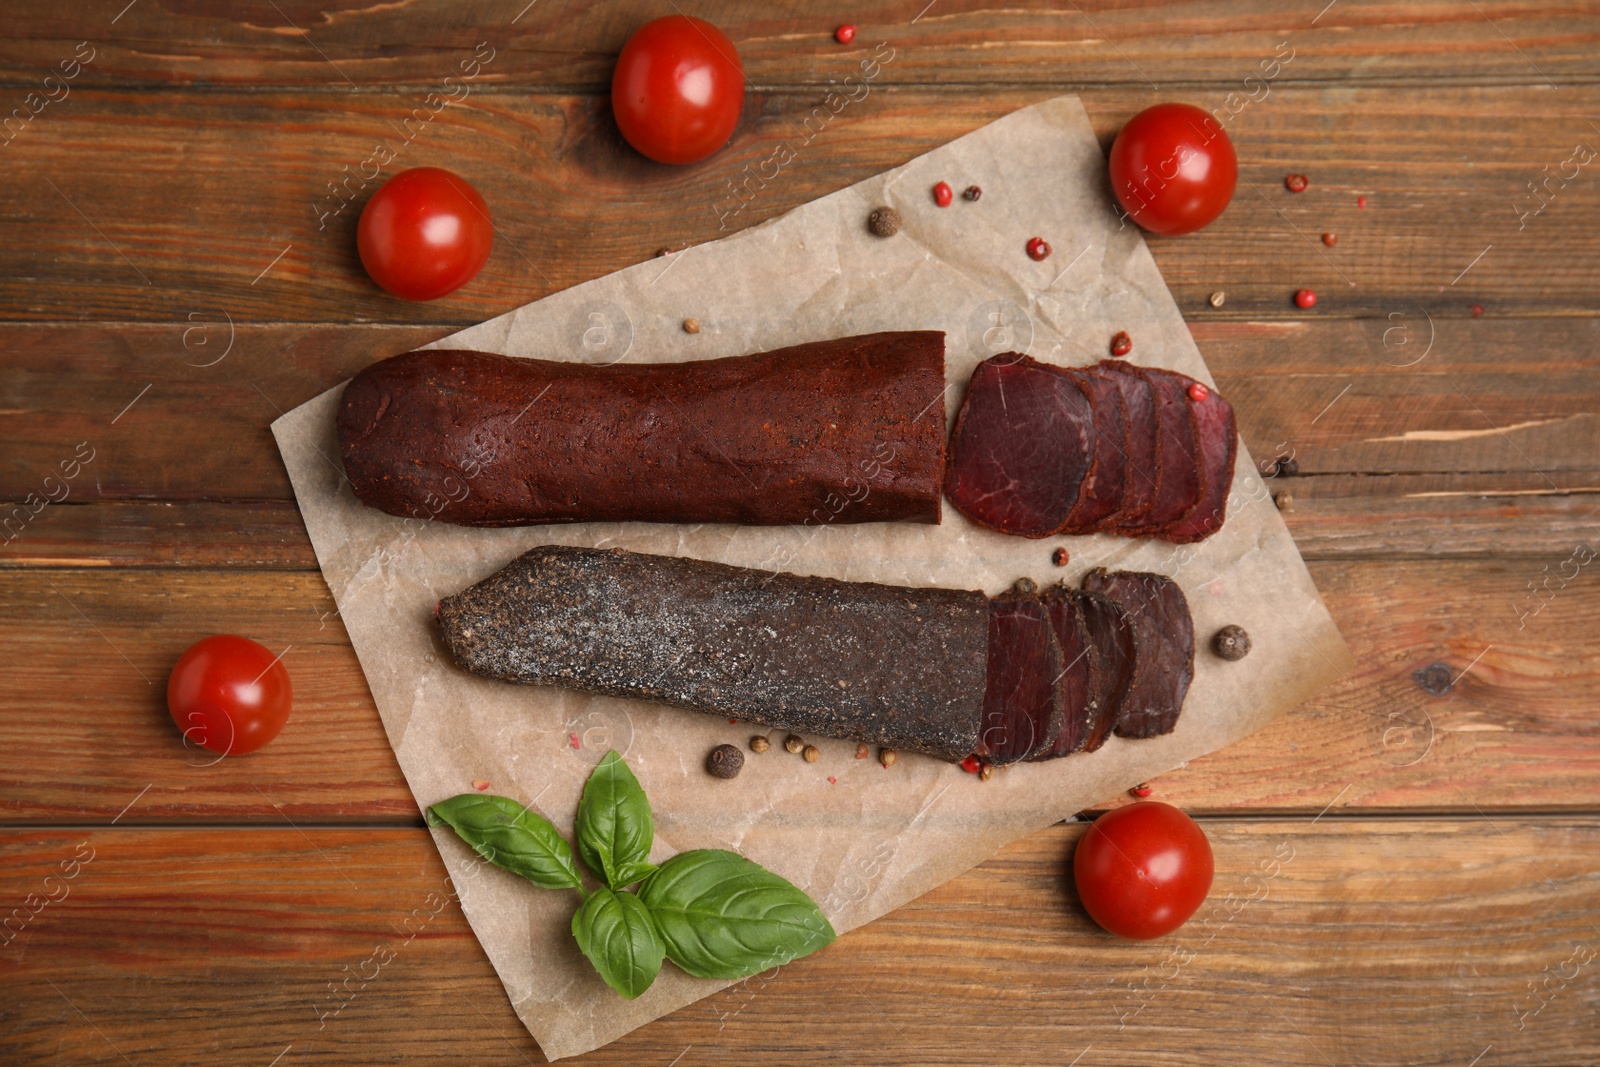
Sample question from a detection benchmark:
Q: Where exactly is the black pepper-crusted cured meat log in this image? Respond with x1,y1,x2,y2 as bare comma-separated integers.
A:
1081,568,1194,739
338,331,948,529
436,545,989,763
974,582,1063,766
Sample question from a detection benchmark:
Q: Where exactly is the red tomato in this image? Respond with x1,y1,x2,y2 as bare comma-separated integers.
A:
357,167,493,300
167,635,292,757
1108,103,1237,236
1073,801,1214,939
612,16,744,165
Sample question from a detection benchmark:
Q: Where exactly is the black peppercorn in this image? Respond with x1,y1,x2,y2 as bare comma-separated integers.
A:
707,743,744,779
1213,625,1252,661
963,185,982,201
867,206,901,237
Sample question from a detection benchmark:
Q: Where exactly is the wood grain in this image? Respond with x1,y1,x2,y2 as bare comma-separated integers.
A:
3,1,1597,88
3,818,1596,1065
1,557,1594,824
6,470,1598,572
2,319,1596,509
2,88,1598,325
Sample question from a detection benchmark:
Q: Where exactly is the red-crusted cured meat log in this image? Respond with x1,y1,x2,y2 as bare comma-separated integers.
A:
338,331,948,528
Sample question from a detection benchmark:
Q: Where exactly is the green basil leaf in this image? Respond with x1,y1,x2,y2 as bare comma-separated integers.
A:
637,850,837,979
576,750,655,890
426,794,581,891
571,887,664,1000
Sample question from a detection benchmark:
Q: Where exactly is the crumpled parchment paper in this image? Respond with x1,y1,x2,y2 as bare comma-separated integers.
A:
271,96,1352,1060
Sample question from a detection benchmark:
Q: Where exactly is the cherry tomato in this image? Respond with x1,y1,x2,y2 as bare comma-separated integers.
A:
611,16,744,165
1108,103,1237,236
1073,801,1213,939
167,635,292,756
357,167,493,300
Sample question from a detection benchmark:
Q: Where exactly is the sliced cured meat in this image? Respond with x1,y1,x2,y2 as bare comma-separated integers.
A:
1081,568,1194,739
1088,360,1161,530
1059,368,1130,531
944,356,1238,545
1120,366,1200,531
1027,585,1098,760
1160,380,1239,544
944,354,1094,538
1074,590,1135,752
975,586,1063,765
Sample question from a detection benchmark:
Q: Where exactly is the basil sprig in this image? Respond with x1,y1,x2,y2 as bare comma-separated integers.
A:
427,750,836,1000
575,750,657,889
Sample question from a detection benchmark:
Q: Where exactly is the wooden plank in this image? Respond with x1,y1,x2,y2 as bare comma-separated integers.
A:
2,318,1597,505
2,818,1596,1064
2,88,1599,324
6,469,1598,571
0,557,1595,824
3,1,1597,88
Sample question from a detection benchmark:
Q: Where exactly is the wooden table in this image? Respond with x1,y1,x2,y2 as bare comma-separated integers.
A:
3,3,1597,1063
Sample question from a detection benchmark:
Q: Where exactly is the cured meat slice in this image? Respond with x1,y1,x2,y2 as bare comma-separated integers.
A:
1059,368,1130,531
1119,366,1200,531
1089,360,1162,530
944,354,1094,538
1026,585,1098,760
1159,380,1239,544
1074,590,1135,752
975,586,1063,765
437,545,989,763
1081,568,1194,739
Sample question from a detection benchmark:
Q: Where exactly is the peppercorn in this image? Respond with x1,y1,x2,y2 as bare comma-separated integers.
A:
1011,576,1039,595
856,742,869,760
1294,288,1317,309
1472,304,1484,318
978,763,995,782
1209,291,1226,308
1213,624,1252,661
707,744,745,779
1322,232,1338,247
683,318,701,334
1277,456,1300,477
1285,174,1309,193
1129,783,1153,798
1025,236,1052,261
1052,547,1069,567
802,744,820,763
879,747,897,768
1274,491,1295,512
785,734,805,754
933,181,953,207
1357,195,1367,209
750,735,771,753
834,23,856,44
1187,382,1209,402
959,754,981,774
1109,331,1132,357
963,185,982,201
867,206,901,237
